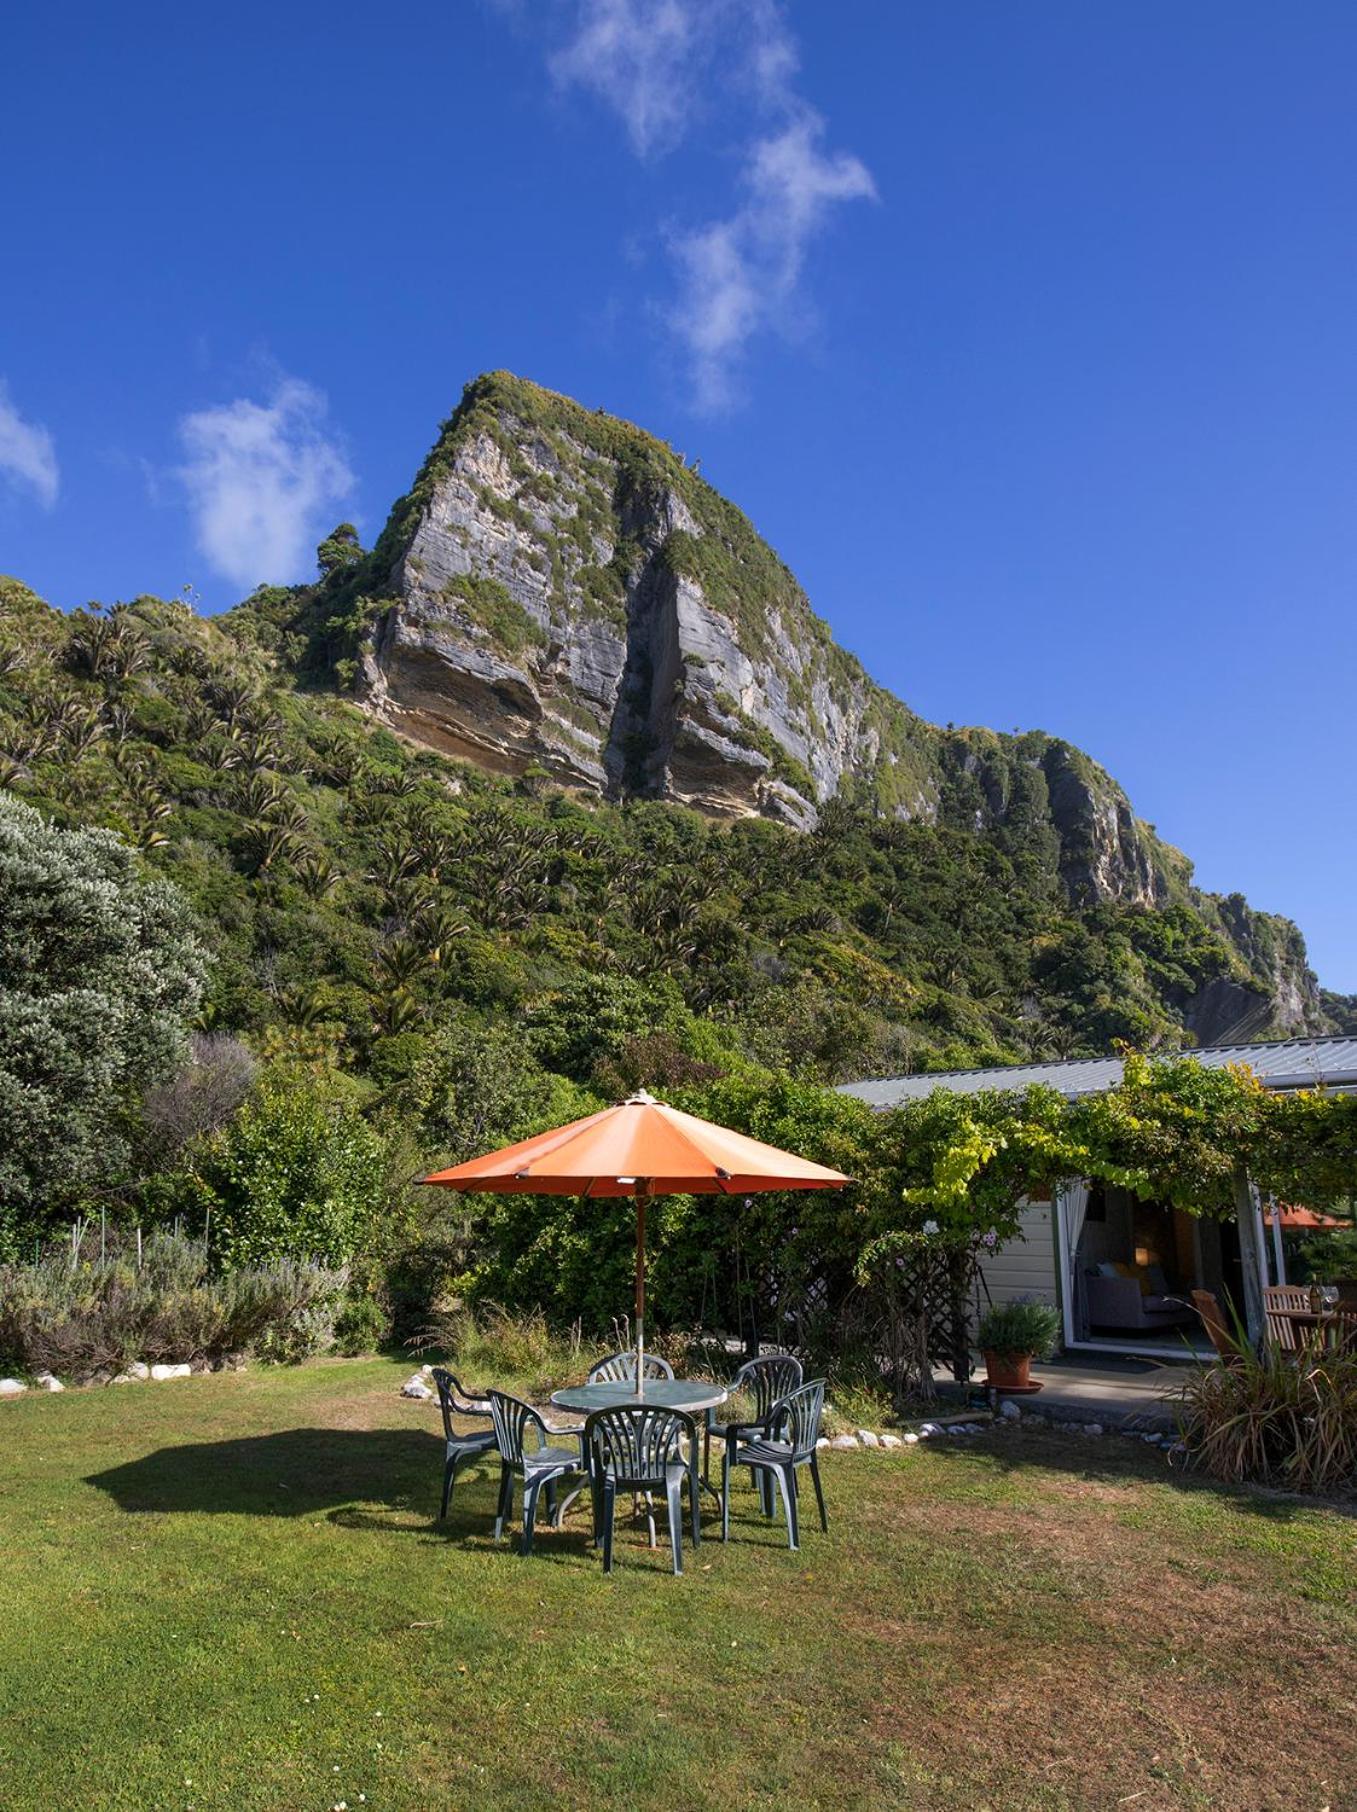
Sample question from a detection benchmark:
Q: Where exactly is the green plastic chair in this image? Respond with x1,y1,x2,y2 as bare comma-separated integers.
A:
487,1389,585,1556
429,1368,497,1522
584,1403,700,1576
703,1352,803,1490
720,1379,826,1552
587,1350,675,1385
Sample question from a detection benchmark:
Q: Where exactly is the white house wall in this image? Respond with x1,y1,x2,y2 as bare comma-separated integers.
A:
976,1200,1060,1312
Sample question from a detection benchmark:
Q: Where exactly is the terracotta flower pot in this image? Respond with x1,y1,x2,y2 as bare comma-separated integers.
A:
983,1350,1042,1393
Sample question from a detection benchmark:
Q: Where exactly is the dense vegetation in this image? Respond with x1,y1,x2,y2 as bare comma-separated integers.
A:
0,569,1351,1368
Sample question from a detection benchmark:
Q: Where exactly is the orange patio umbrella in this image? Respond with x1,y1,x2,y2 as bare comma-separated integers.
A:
420,1091,851,1382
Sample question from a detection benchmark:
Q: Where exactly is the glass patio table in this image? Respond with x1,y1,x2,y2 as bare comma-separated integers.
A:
550,1379,730,1416
550,1378,730,1510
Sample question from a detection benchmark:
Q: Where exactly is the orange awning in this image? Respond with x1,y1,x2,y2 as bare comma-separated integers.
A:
1263,1203,1348,1230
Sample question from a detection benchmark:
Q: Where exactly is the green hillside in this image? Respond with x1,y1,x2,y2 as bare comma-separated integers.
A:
0,572,1295,1102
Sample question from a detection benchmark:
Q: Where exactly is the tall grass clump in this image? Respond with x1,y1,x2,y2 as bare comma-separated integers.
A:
412,1303,586,1399
0,1229,348,1379
1177,1337,1357,1497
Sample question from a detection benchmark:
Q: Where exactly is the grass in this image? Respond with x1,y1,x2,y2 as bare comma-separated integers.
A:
1,1360,1354,1812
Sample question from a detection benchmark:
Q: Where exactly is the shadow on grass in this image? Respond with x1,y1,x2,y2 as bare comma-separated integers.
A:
86,1427,448,1519
84,1424,784,1574
922,1426,1357,1522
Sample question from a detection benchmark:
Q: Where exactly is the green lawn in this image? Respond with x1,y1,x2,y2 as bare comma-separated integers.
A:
1,1361,1353,1812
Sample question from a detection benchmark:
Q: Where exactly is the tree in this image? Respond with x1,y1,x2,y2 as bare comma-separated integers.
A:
315,523,365,578
194,1066,391,1269
0,797,208,1251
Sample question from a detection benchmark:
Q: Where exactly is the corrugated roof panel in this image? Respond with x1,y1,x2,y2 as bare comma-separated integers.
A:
839,1034,1357,1109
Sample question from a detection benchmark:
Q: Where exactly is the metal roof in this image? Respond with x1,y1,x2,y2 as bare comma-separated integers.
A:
839,1033,1357,1109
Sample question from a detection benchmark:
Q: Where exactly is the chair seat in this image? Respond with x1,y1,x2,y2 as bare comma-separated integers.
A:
734,1439,795,1467
523,1445,582,1473
449,1427,497,1449
601,1458,689,1490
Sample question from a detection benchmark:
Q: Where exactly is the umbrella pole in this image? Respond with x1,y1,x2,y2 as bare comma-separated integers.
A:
635,1179,649,1396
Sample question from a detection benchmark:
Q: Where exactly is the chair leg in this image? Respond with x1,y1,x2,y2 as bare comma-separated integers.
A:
601,1481,616,1574
688,1464,701,1549
493,1463,513,1541
666,1475,684,1575
521,1478,542,1557
440,1453,456,1521
771,1464,798,1551
808,1452,828,1533
721,1447,731,1542
544,1478,558,1524
589,1470,603,1547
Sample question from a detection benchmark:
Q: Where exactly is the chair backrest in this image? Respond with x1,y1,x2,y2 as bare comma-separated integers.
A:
1191,1289,1243,1362
733,1353,803,1421
768,1379,825,1461
430,1368,491,1440
487,1389,548,1465
586,1349,675,1385
584,1404,694,1485
1263,1285,1309,1353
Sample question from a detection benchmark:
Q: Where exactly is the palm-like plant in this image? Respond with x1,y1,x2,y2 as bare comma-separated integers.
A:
374,935,433,990
293,851,340,899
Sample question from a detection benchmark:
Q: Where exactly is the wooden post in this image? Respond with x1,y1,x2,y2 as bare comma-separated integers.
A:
634,1180,648,1392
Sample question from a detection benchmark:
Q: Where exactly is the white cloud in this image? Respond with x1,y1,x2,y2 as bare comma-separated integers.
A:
0,382,59,508
547,0,876,411
176,377,354,590
668,111,875,412
549,0,701,157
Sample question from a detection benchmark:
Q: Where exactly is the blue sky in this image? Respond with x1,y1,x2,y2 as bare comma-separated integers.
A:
2,2,1354,990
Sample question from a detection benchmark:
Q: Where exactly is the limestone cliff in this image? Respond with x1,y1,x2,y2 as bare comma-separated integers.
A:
322,371,1329,1036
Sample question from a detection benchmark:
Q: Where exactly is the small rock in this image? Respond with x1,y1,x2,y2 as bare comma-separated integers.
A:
918,1422,938,1437
421,1364,433,1375
830,1434,858,1450
815,1437,830,1450
857,1429,880,1448
127,1361,151,1381
999,1399,1021,1420
401,1376,434,1401
111,1372,139,1385
901,1431,919,1444
150,1362,192,1381
34,1373,63,1392
1024,1414,1048,1429
880,1434,903,1449
0,1378,26,1397
1083,1423,1104,1437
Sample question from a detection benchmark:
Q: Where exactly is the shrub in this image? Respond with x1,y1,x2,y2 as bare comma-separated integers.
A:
334,1292,388,1356
976,1297,1062,1361
1177,1338,1357,1496
195,1067,390,1270
0,1230,347,1379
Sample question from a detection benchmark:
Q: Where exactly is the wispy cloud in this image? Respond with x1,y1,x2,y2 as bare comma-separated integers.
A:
0,382,59,508
549,0,701,157
176,376,354,590
547,0,876,411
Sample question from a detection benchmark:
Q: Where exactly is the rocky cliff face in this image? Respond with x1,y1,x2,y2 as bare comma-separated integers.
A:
358,373,943,834
343,371,1330,1037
